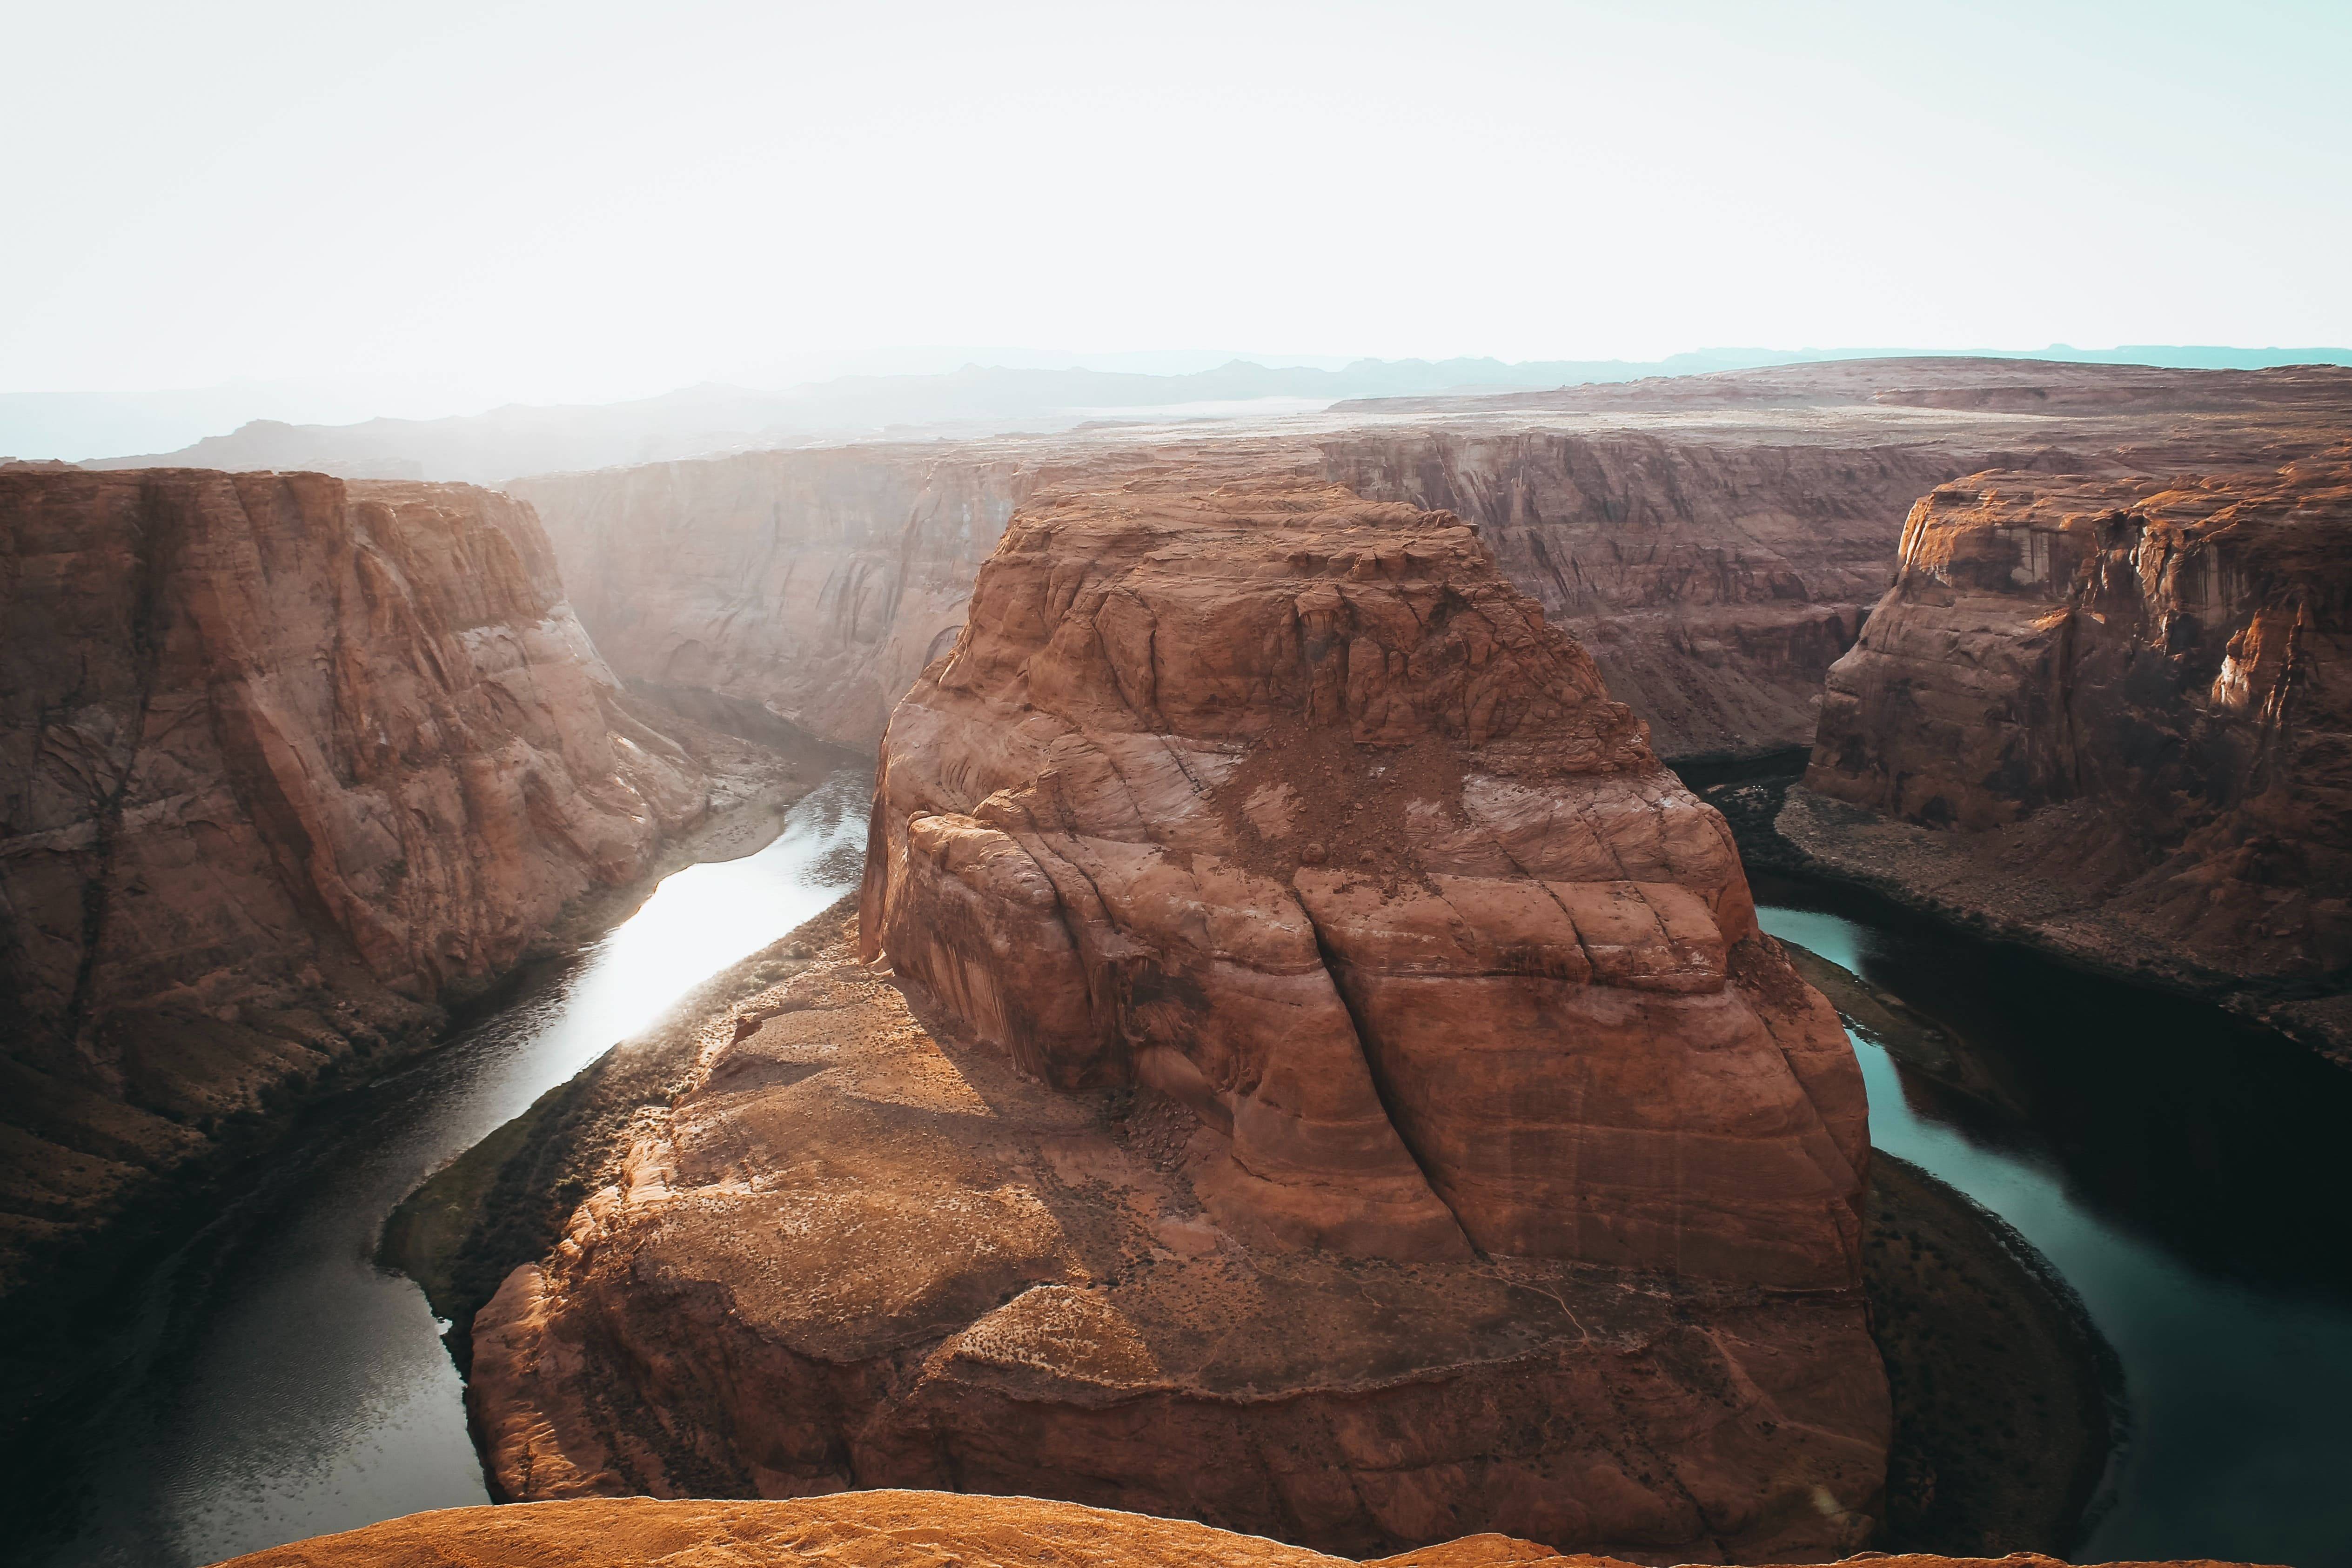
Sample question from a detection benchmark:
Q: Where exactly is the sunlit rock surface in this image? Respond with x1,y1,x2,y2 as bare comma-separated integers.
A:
864,484,1870,1284
214,1492,2285,1568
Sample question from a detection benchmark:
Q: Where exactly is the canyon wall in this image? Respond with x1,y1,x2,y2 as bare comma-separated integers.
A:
1317,362,2352,760
468,487,1888,1562
0,468,709,1289
1793,450,2352,1052
506,446,1069,750
1316,432,1987,760
509,425,1974,765
509,361,2352,770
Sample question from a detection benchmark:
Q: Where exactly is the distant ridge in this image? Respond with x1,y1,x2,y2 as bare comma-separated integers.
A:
40,345,2352,484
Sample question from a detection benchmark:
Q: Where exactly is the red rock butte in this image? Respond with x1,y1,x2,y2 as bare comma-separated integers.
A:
864,483,1870,1285
463,483,1888,1562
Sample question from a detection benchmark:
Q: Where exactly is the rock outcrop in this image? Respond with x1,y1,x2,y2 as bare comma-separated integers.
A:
0,468,709,1289
213,1492,2281,1568
864,485,1870,1284
1319,362,2352,762
469,488,1887,1562
1793,451,2352,1053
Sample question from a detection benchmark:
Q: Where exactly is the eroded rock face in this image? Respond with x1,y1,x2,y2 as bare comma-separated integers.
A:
469,490,1888,1561
507,447,1060,750
864,485,1870,1287
0,468,706,1286
1796,451,2352,1048
210,1491,2280,1568
510,359,2352,766
1315,431,1966,762
469,923,1887,1560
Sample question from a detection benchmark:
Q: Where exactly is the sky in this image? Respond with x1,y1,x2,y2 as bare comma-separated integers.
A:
4,0,2349,413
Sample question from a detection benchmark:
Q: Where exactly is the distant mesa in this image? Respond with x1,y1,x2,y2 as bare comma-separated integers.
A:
43,345,2352,485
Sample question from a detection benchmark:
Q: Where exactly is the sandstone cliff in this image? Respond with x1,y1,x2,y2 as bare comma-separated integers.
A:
1794,451,2352,1053
468,489,1887,1562
1315,432,1970,761
509,360,2352,766
1319,362,2352,762
506,447,1062,750
0,468,709,1289
213,1491,2279,1568
864,485,1870,1284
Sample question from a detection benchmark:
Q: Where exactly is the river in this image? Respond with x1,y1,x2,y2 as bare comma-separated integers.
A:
1754,871,2352,1568
25,772,869,1568
18,791,2352,1565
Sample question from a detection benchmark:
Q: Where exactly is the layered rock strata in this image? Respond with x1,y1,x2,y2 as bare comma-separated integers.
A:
864,485,1870,1284
507,446,1062,750
1320,362,2352,760
473,489,1886,1561
1795,451,2352,1053
214,1492,2278,1568
1316,432,1970,762
509,359,2352,764
0,468,709,1288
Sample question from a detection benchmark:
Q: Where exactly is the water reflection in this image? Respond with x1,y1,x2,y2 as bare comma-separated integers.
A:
31,772,868,1568
1753,871,2352,1568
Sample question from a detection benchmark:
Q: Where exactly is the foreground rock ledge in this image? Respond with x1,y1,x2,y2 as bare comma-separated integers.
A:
471,487,1886,1561
215,1493,2275,1568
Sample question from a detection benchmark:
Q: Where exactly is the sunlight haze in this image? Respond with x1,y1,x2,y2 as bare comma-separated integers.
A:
6,0,2348,414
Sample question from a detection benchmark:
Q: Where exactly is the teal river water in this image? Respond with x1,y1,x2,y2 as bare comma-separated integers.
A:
24,775,869,1567
18,800,2352,1565
1753,871,2352,1568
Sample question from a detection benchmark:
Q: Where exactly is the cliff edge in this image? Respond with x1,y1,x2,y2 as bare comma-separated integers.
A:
213,1492,2281,1568
0,468,710,1293
1791,450,2352,1055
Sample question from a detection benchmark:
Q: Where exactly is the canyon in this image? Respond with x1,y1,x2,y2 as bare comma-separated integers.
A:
462,485,1890,1562
512,358,2352,764
1789,448,2352,1055
0,468,752,1302
8,356,2352,1567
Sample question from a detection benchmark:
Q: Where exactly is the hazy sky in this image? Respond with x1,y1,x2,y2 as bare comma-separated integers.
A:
6,0,2348,405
